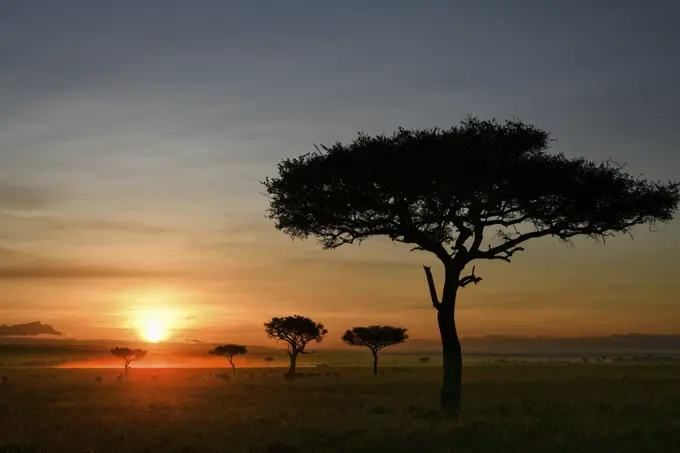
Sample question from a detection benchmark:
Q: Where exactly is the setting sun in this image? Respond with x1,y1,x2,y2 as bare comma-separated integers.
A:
141,318,168,343
127,302,189,344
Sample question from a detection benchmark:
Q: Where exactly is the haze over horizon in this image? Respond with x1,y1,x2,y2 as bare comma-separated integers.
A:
2,1,679,347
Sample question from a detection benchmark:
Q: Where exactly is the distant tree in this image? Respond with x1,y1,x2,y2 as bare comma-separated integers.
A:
209,344,248,375
263,117,679,412
341,325,409,375
110,347,147,376
418,357,431,364
264,315,328,379
264,356,275,366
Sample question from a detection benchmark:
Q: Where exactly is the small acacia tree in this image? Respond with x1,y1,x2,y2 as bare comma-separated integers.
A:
110,347,147,376
264,315,327,379
209,344,248,375
341,325,408,375
263,117,679,412
264,356,275,366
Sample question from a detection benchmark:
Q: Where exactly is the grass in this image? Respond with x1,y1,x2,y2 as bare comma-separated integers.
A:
1,363,679,452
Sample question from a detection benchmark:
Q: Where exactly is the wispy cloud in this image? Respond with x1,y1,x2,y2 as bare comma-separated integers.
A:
0,182,56,210
0,264,180,280
1,212,170,235
32,215,169,235
0,246,32,259
0,321,63,336
282,256,421,272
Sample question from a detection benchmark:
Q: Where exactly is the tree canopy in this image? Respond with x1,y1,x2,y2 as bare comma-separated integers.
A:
110,347,147,373
265,315,328,379
264,315,328,354
263,118,679,280
342,325,409,375
342,325,409,352
209,344,248,374
209,344,248,357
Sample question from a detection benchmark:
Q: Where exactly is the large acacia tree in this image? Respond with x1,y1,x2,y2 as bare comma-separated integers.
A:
264,315,328,379
342,325,408,375
263,118,679,411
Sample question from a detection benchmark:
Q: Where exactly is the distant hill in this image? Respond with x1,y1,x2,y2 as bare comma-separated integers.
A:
3,334,680,355
365,334,680,356
459,334,680,355
0,337,282,355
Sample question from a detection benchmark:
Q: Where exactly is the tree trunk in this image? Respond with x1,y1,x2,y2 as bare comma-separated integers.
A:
124,364,129,377
438,268,462,413
286,352,297,379
372,350,378,375
229,359,236,375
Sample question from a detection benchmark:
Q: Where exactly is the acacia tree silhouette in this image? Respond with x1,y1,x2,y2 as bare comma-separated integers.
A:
110,347,147,376
342,325,408,375
262,117,680,412
264,315,327,379
209,344,248,375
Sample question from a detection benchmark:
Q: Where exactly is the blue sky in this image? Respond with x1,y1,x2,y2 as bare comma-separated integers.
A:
1,0,679,342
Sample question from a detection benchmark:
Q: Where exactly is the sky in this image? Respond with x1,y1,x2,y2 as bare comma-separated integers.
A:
1,0,679,346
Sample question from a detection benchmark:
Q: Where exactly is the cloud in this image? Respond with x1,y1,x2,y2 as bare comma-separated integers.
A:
0,246,31,259
43,217,169,235
0,264,180,280
283,256,420,273
0,321,63,337
2,213,170,235
0,182,56,210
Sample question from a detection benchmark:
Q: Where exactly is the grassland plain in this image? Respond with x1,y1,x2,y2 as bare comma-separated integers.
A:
1,363,679,453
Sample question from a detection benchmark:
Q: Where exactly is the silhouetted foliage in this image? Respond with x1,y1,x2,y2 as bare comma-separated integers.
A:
110,347,147,376
264,356,275,366
263,117,680,411
209,344,248,375
418,357,431,364
264,315,327,379
342,325,409,375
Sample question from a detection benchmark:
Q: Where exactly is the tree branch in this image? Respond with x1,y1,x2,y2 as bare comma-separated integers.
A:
452,219,472,254
458,266,482,287
474,216,652,263
487,245,525,262
468,218,484,254
481,210,531,228
473,228,550,260
422,266,441,310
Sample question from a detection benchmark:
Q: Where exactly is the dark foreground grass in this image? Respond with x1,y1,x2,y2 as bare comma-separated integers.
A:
1,363,679,453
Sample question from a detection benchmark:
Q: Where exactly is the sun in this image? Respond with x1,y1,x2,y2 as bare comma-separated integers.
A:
124,293,192,344
140,318,169,343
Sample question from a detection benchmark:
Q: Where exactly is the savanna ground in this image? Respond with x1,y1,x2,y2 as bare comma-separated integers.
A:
1,363,679,453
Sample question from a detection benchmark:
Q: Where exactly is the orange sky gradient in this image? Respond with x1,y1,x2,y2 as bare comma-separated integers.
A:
2,216,679,347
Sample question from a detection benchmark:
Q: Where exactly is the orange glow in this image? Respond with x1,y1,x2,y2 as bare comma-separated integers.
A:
141,318,168,342
57,355,275,369
124,292,190,343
